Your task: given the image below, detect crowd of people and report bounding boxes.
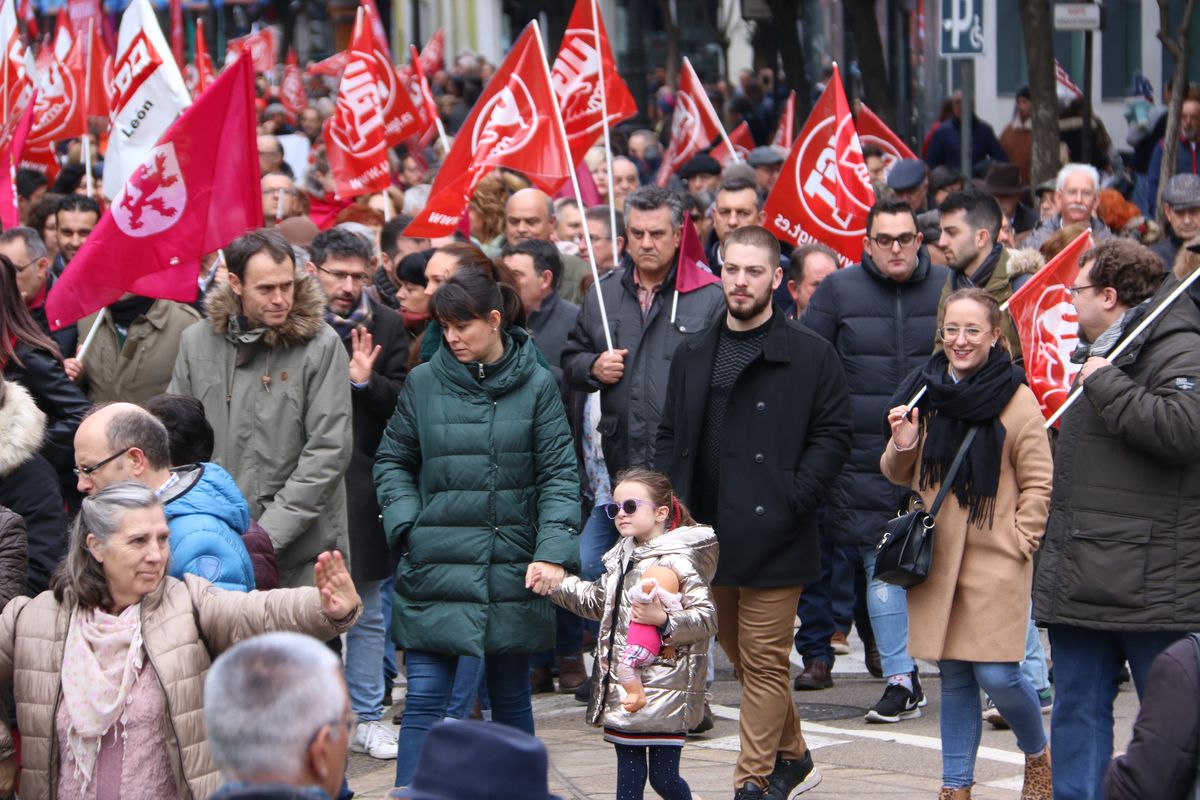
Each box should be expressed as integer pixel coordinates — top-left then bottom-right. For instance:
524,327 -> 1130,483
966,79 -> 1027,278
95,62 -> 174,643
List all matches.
0,39 -> 1199,800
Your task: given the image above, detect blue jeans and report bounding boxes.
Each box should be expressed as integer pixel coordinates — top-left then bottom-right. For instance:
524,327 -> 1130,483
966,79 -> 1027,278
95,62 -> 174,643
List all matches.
445,656 -> 489,719
580,504 -> 618,581
939,660 -> 1047,788
795,530 -> 872,666
380,575 -> 397,684
1021,616 -> 1050,693
1047,625 -> 1182,800
861,546 -> 914,678
395,651 -> 534,787
345,579 -> 386,721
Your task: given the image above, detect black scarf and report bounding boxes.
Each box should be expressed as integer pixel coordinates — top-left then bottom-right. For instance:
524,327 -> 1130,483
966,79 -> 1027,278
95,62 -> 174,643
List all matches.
890,347 -> 1025,527
109,295 -> 155,330
950,244 -> 1002,292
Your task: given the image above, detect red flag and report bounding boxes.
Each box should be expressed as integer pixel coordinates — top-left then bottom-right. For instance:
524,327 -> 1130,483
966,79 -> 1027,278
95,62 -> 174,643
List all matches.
0,89 -> 37,228
1055,59 -> 1083,100
856,103 -> 916,180
360,0 -> 421,146
17,0 -> 37,42
185,16 -> 215,97
35,9 -> 70,72
407,43 -> 438,136
306,50 -> 348,79
66,0 -> 98,38
28,49 -> 84,152
45,54 -> 261,330
361,0 -> 389,60
169,0 -> 183,67
712,121 -> 755,167
675,212 -> 719,293
1006,229 -> 1092,423
656,58 -> 726,186
281,49 -> 306,121
419,29 -> 444,75
225,28 -> 276,74
322,11 -> 390,199
553,159 -> 601,206
771,90 -> 795,148
550,0 -> 637,166
405,23 -> 572,239
62,19 -> 110,130
763,64 -> 875,268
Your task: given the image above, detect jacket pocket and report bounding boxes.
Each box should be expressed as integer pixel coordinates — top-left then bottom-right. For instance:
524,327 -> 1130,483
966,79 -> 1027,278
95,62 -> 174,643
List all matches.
1063,511 -> 1152,608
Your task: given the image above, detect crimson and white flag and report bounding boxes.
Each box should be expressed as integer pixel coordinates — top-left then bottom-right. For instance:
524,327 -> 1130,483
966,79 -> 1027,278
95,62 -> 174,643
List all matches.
225,28 -> 276,74
763,64 -> 875,267
407,43 -> 438,139
322,11 -> 390,198
656,58 -> 727,186
281,49 -> 306,121
550,0 -> 637,166
1007,229 -> 1092,423
359,0 -> 421,146
1,89 -> 36,228
27,48 -> 84,156
1055,59 -> 1084,100
46,54 -> 261,329
0,0 -> 35,135
306,50 -> 349,78
712,121 -> 754,167
102,0 -> 192,199
405,23 -> 572,239
771,90 -> 795,148
184,17 -> 215,97
856,102 -> 916,180
52,7 -> 71,60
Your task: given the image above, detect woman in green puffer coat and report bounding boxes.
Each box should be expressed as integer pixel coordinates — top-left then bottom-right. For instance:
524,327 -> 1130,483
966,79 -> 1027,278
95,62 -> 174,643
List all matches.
374,268 -> 581,787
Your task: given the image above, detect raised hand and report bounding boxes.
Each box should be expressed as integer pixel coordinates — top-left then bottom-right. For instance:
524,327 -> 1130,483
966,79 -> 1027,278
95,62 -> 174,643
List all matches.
887,405 -> 920,450
315,551 -> 360,620
349,327 -> 381,385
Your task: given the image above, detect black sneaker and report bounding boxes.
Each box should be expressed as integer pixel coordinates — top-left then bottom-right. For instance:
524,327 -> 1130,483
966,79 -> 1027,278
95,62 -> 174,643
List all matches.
912,666 -> 928,708
766,751 -> 822,799
733,781 -> 767,800
864,681 -> 922,723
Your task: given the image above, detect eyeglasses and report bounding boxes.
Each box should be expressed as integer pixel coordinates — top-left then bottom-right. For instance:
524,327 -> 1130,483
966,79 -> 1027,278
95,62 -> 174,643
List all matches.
73,448 -> 130,477
9,259 -> 36,274
603,498 -> 658,519
1067,284 -> 1097,298
939,326 -> 988,343
315,264 -> 372,285
869,232 -> 919,250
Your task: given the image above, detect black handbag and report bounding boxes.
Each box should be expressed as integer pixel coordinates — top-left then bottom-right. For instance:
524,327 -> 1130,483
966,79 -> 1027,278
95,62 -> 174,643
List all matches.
874,427 -> 978,588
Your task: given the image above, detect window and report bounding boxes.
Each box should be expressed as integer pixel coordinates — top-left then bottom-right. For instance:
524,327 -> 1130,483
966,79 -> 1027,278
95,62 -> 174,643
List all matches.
1102,0 -> 1142,100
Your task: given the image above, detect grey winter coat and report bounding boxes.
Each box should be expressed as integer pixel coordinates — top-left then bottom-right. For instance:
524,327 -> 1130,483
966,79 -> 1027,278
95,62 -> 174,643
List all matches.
169,271 -> 352,587
552,525 -> 718,734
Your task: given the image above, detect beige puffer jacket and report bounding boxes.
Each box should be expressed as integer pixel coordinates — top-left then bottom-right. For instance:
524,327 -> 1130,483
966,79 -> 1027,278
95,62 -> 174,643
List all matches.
0,574 -> 361,800
552,525 -> 718,734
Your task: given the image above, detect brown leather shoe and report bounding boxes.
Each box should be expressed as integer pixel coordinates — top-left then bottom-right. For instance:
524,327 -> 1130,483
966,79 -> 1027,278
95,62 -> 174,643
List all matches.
530,666 -> 555,694
557,654 -> 587,692
793,660 -> 834,690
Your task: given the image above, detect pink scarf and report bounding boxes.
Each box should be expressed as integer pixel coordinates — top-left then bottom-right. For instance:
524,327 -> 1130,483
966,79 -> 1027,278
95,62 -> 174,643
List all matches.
60,604 -> 145,793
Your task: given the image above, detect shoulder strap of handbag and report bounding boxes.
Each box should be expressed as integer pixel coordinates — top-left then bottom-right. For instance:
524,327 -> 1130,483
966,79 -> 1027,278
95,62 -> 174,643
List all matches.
927,426 -> 980,517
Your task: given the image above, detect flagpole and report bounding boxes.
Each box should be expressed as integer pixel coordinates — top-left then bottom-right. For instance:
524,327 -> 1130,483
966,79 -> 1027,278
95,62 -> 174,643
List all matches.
75,307 -> 108,363
591,0 -> 619,270
685,57 -> 740,164
381,190 -> 390,221
531,19 -> 613,353
82,20 -> 94,197
1043,266 -> 1200,429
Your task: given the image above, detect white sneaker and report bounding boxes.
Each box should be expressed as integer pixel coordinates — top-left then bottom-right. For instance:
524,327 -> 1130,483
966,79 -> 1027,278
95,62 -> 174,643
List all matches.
352,719 -> 399,760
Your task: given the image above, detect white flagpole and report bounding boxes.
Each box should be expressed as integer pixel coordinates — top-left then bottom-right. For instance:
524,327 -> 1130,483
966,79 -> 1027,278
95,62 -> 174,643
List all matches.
684,56 -> 740,164
381,190 -> 391,221
531,19 -> 613,353
1043,265 -> 1200,429
82,20 -> 94,198
75,307 -> 108,363
591,0 -> 619,270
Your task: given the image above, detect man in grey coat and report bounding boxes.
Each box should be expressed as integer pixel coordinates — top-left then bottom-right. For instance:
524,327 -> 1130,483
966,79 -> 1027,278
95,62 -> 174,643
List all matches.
170,230 -> 352,588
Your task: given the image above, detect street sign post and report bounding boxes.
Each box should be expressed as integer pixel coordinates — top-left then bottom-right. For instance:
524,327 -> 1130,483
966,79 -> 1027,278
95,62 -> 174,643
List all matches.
1053,3 -> 1104,30
940,0 -> 984,177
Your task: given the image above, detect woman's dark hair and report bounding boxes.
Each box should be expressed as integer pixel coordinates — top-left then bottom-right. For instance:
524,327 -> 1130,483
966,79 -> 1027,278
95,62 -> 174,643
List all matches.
28,193 -> 63,245
614,467 -> 696,530
437,242 -> 498,276
142,394 -> 215,465
0,255 -> 63,367
431,268 -> 525,329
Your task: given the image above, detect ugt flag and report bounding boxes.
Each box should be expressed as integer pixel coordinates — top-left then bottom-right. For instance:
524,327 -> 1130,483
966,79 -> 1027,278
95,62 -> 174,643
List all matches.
322,9 -> 390,198
46,53 -> 261,330
763,64 -> 875,267
404,23 -> 571,239
1007,228 -> 1093,424
656,57 -> 726,186
550,0 -> 637,166
360,0 -> 421,147
103,0 -> 192,200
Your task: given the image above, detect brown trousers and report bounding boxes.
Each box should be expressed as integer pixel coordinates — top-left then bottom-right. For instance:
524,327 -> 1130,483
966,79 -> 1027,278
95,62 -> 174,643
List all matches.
714,584 -> 808,790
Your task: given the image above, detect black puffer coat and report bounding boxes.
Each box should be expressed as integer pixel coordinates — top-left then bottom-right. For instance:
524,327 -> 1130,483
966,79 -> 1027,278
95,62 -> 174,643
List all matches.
799,249 -> 947,547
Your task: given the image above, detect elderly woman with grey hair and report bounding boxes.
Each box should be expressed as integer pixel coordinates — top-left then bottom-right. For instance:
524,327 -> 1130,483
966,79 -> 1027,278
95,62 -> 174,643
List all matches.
0,481 -> 362,800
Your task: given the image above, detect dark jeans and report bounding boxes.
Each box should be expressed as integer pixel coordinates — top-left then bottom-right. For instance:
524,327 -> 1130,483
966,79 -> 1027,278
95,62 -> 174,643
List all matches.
1047,624 -> 1182,800
794,533 -> 874,667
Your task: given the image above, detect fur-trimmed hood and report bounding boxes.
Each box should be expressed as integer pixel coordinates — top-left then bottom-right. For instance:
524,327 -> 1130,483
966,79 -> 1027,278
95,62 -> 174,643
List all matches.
203,268 -> 328,348
1007,247 -> 1046,278
0,380 -> 46,478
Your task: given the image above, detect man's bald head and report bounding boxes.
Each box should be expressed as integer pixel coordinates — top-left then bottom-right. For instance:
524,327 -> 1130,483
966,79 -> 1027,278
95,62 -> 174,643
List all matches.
74,403 -> 172,495
505,188 -> 555,244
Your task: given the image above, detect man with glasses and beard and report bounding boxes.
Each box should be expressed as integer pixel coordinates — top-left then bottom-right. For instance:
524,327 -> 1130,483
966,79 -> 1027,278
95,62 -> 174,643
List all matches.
656,225 -> 852,800
800,198 -> 948,725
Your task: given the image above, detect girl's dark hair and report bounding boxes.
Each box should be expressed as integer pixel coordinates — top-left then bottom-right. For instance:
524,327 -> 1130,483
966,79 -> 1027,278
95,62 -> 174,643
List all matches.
0,255 -> 63,367
142,394 -> 215,465
614,467 -> 696,530
431,268 -> 525,329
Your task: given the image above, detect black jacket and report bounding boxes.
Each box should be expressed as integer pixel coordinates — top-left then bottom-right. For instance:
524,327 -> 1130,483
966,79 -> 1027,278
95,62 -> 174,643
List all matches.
527,290 -> 580,376
1105,635 -> 1198,800
655,309 -> 852,586
2,343 -> 90,478
799,249 -> 947,547
343,294 -> 408,583
27,273 -> 78,357
1033,276 -> 1200,631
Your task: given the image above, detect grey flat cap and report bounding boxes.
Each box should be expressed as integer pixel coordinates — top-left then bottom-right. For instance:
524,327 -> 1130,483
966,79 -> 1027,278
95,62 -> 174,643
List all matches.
1163,174 -> 1200,210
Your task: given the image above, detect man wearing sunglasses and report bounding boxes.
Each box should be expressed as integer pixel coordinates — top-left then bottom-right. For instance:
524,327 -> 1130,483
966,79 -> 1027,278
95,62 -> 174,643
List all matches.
800,198 -> 948,725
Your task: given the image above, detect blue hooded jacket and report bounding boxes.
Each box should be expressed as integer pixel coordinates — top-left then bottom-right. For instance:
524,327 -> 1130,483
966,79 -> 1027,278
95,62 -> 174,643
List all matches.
162,463 -> 256,591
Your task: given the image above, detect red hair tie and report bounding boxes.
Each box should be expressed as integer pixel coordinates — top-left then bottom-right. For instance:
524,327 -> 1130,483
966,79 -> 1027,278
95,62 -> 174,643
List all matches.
670,496 -> 682,530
